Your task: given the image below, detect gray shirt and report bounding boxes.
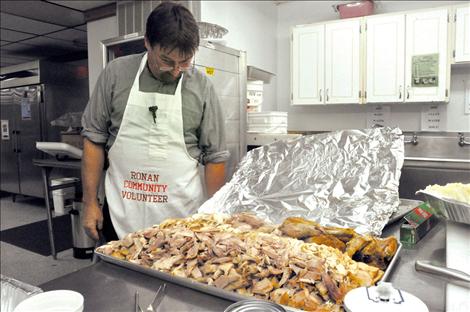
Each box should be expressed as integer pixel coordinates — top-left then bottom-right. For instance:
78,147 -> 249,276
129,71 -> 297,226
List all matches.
81,53 -> 229,164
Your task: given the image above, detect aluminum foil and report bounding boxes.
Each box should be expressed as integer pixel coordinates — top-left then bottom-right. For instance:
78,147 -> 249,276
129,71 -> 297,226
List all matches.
1,275 -> 42,312
200,127 -> 404,235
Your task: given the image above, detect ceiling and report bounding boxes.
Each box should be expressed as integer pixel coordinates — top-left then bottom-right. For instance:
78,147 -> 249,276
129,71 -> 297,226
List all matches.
0,0 -> 115,68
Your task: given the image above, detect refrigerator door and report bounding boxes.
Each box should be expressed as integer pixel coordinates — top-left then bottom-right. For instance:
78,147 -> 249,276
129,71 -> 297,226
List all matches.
15,85 -> 45,198
0,88 -> 21,194
194,44 -> 246,180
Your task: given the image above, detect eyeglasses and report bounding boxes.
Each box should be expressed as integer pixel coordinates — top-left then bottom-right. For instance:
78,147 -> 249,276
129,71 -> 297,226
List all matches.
158,55 -> 195,73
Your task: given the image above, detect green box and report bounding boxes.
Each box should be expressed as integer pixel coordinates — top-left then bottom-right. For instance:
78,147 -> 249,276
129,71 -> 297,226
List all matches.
400,202 -> 439,247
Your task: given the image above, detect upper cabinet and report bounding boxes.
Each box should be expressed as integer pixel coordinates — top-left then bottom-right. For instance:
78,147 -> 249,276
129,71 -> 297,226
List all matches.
454,5 -> 470,63
291,7 -> 453,105
291,19 -> 360,105
325,20 -> 361,104
366,14 -> 405,103
292,25 -> 324,105
405,9 -> 449,102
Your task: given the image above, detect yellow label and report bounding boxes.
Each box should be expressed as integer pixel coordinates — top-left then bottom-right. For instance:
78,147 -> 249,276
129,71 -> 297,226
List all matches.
205,67 -> 215,76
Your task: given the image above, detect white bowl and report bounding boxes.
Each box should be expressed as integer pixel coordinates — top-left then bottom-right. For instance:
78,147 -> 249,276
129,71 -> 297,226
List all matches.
13,290 -> 84,312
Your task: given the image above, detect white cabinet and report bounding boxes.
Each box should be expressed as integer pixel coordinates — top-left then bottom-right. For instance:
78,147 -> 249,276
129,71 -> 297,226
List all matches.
291,25 -> 324,105
325,20 -> 361,104
405,9 -> 449,102
291,7 -> 451,106
454,5 -> 470,63
366,14 -> 405,103
291,20 -> 360,105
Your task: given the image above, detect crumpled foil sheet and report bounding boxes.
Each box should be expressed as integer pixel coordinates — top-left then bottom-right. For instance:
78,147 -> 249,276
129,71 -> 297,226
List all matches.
200,127 -> 404,235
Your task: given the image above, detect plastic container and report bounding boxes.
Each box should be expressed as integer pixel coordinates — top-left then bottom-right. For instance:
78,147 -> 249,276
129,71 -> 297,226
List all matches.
51,177 -> 79,215
337,1 -> 374,19
1,275 -> 43,312
246,124 -> 288,134
13,290 -> 84,312
247,111 -> 287,125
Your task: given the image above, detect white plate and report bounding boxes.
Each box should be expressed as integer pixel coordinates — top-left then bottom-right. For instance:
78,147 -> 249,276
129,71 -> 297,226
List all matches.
13,290 -> 83,312
36,142 -> 82,159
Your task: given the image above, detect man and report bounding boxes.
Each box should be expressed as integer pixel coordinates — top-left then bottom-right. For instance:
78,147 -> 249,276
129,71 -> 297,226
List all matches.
81,2 -> 228,241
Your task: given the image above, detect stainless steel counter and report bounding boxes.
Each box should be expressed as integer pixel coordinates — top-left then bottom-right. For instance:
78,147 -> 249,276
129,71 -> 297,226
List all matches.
40,221 -> 448,312
383,221 -> 447,312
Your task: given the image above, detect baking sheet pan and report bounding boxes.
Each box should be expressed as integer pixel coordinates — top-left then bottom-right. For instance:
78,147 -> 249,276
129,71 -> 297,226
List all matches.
387,199 -> 423,225
95,242 -> 402,310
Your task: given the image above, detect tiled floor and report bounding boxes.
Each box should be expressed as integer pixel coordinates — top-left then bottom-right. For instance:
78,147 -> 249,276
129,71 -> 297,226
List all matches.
0,194 -> 92,287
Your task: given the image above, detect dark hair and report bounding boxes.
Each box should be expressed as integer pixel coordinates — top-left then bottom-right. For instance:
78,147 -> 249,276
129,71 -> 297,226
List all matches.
145,2 -> 199,56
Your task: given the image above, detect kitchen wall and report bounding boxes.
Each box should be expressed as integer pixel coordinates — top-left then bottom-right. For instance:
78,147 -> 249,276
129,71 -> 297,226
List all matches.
201,1 -> 278,111
276,0 -> 470,132
86,15 -> 117,94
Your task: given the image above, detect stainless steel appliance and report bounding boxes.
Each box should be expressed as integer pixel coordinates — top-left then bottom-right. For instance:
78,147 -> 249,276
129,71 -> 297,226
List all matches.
101,33 -> 247,179
0,60 -> 88,198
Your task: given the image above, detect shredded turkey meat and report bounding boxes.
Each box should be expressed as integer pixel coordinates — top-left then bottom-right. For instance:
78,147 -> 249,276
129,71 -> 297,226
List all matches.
97,213 -> 384,312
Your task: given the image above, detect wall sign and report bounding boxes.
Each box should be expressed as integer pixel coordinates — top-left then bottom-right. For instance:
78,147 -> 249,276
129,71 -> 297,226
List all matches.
1,120 -> 10,140
21,97 -> 32,120
367,105 -> 391,128
205,67 -> 215,76
412,53 -> 439,87
421,104 -> 446,131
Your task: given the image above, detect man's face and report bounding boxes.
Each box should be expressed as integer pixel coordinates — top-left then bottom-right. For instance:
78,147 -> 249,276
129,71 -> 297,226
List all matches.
145,38 -> 194,83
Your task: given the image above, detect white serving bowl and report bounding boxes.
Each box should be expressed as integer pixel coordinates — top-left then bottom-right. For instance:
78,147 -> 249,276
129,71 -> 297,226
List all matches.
13,290 -> 84,312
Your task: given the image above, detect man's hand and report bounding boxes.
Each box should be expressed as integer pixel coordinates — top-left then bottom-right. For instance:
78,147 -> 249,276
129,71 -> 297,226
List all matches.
81,138 -> 106,240
205,162 -> 226,197
83,200 -> 103,240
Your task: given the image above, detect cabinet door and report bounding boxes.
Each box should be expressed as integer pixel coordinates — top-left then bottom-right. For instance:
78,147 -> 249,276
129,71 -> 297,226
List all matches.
405,9 -> 449,102
455,5 -> 470,63
291,24 -> 324,105
325,20 -> 361,104
366,14 -> 405,103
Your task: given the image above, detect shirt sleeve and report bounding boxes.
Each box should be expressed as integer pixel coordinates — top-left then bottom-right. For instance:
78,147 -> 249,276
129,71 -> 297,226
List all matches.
81,66 -> 113,144
199,81 -> 230,165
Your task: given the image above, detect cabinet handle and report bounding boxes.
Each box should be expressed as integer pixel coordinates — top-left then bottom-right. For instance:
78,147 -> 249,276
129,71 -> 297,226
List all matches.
406,86 -> 410,99
399,85 -> 402,99
319,89 -> 322,102
326,89 -> 329,102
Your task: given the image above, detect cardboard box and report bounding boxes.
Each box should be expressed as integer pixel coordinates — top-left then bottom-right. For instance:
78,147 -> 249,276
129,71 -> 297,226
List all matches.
400,202 -> 439,247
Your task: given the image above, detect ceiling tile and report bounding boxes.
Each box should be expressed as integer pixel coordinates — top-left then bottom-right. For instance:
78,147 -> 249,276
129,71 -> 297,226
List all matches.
46,28 -> 87,43
1,55 -> 34,65
2,42 -> 38,53
0,12 -> 64,35
48,1 -> 116,12
75,24 -> 87,31
0,28 -> 36,42
1,1 -> 85,27
21,36 -> 84,52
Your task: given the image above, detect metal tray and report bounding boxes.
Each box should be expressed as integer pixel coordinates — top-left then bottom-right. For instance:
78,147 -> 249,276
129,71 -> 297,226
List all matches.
381,242 -> 402,281
1,275 -> 43,312
387,199 -> 423,225
417,191 -> 470,225
95,241 -> 401,310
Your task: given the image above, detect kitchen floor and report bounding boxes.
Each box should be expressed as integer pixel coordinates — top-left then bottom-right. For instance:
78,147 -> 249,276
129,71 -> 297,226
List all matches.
0,194 -> 92,287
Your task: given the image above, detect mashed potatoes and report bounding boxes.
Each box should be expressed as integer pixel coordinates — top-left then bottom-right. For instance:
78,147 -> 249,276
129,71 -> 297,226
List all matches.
423,183 -> 470,205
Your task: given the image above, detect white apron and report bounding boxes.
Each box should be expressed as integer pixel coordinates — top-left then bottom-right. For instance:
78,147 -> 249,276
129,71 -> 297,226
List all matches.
105,53 -> 204,239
